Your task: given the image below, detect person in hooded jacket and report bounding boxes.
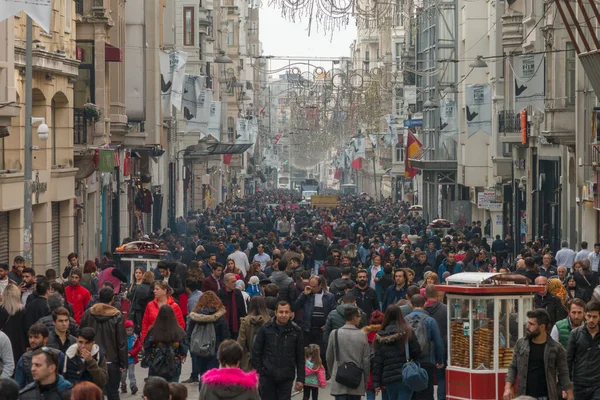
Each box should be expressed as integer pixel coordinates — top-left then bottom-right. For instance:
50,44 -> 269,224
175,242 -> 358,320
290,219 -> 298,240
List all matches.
79,288 -> 127,400
373,305 -> 422,400
362,311 -> 384,400
424,285 -> 448,400
237,296 -> 270,371
63,327 -> 108,388
270,260 -> 296,303
185,291 -> 230,385
329,267 -> 355,302
322,293 -> 367,346
199,339 -> 260,400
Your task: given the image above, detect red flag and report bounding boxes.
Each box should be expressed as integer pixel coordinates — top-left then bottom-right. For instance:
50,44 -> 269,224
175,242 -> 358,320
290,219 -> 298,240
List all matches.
259,106 -> 266,116
274,131 -> 283,144
223,154 -> 233,165
334,168 -> 341,180
351,158 -> 362,169
404,130 -> 423,178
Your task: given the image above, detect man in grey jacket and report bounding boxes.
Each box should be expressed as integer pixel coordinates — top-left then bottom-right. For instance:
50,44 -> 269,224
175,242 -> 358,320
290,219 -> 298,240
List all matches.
323,294 -> 367,346
326,306 -> 371,399
504,308 -> 573,400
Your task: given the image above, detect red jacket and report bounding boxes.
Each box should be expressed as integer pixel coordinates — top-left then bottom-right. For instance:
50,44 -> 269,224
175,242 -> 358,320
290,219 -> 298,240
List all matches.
129,334 -> 142,364
65,283 -> 91,324
141,297 -> 185,342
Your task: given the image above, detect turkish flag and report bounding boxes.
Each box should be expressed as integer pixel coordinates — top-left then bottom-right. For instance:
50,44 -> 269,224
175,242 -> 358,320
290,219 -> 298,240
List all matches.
351,158 -> 362,169
223,154 -> 233,164
334,168 -> 341,180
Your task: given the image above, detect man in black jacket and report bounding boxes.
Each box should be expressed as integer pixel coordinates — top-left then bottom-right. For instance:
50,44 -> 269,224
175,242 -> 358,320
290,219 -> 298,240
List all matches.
351,270 -> 380,321
80,288 -> 127,400
24,279 -> 50,333
424,285 -> 448,400
251,301 -> 304,400
216,273 -> 247,340
158,263 -> 184,304
567,300 -> 600,399
534,276 -> 567,328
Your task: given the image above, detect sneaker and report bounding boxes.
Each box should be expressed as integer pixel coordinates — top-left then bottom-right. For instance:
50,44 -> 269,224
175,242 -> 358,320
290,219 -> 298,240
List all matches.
120,385 -> 127,394
181,378 -> 197,384
131,386 -> 138,395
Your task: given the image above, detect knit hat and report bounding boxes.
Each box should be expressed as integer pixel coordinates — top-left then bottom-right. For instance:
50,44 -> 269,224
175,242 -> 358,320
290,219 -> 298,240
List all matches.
125,320 -> 134,329
248,276 -> 260,285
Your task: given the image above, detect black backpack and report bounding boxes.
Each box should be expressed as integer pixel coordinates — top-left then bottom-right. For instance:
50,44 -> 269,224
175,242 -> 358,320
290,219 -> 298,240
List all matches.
148,343 -> 176,380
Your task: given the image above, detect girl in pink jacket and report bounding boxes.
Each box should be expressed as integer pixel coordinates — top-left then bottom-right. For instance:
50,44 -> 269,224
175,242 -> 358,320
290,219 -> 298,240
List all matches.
304,344 -> 326,400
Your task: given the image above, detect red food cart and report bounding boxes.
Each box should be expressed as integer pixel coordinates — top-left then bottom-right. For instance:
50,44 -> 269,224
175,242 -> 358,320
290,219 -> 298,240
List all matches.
435,273 -> 544,400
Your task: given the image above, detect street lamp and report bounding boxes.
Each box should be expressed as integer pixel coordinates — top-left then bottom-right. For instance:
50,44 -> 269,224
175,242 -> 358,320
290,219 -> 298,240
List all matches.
469,56 -> 488,68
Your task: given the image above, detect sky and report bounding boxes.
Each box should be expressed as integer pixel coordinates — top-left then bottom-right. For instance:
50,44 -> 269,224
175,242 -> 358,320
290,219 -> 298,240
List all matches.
259,5 -> 357,72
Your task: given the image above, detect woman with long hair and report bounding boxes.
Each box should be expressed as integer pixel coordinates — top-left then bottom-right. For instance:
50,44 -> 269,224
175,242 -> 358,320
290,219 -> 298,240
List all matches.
143,305 -> 188,382
0,284 -> 27,364
245,262 -> 267,284
141,281 -> 185,341
71,381 -> 103,400
237,296 -> 270,371
128,268 -> 154,334
373,305 -> 421,400
81,260 -> 98,295
183,291 -> 230,385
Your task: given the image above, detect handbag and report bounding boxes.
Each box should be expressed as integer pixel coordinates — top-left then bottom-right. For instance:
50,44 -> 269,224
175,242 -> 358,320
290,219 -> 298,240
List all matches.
401,341 -> 429,391
334,329 -> 363,389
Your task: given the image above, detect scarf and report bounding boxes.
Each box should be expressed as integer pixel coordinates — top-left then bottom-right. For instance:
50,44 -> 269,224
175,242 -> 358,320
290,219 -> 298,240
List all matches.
227,290 -> 239,333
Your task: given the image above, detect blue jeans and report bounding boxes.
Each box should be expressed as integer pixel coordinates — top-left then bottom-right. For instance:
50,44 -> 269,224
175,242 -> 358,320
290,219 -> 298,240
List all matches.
437,365 -> 446,400
383,381 -> 414,400
366,389 -> 376,400
314,260 -> 324,275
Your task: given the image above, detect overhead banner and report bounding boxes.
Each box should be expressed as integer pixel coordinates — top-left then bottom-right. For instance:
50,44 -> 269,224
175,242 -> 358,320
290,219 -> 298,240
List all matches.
465,84 -> 492,137
160,50 -> 188,117
513,53 -> 545,112
182,74 -> 210,136
0,0 -> 53,33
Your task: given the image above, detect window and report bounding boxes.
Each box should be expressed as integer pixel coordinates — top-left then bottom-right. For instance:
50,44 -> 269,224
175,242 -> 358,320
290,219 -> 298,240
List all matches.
227,117 -> 235,142
364,51 -> 370,72
64,0 -> 72,32
396,144 -> 405,162
184,7 -> 194,46
252,44 -> 257,56
566,42 -> 576,106
395,43 -> 402,70
251,22 -> 257,33
227,20 -> 234,45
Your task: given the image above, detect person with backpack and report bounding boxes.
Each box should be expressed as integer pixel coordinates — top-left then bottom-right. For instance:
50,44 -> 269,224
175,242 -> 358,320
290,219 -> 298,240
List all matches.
184,291 -> 230,385
237,296 -> 269,371
405,294 -> 444,400
142,305 -> 188,383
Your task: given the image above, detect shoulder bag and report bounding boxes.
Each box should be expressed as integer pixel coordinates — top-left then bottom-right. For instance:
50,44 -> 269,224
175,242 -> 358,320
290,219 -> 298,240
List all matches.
401,339 -> 429,391
334,329 -> 363,389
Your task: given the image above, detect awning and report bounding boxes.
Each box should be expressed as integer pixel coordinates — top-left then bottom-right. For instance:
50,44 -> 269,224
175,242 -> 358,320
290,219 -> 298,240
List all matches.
105,43 -> 122,62
185,142 -> 253,157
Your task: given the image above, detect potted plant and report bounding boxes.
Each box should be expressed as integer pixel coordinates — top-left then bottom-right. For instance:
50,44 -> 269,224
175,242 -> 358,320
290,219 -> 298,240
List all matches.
82,103 -> 101,122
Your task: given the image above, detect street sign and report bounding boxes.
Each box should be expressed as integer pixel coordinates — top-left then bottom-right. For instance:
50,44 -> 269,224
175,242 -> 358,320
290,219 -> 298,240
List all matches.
477,190 -> 502,211
403,119 -> 423,127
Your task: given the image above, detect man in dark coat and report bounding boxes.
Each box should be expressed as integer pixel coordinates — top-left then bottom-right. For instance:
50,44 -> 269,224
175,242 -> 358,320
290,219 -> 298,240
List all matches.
24,279 -> 50,333
534,276 -> 567,328
216,273 -> 247,340
251,301 -> 304,400
80,288 -> 127,400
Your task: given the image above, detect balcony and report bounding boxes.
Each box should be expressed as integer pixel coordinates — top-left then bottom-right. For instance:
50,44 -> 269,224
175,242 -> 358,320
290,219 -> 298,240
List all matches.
498,111 -> 523,144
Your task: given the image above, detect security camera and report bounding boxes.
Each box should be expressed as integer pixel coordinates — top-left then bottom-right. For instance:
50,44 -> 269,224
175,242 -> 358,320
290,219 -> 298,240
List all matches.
37,123 -> 49,140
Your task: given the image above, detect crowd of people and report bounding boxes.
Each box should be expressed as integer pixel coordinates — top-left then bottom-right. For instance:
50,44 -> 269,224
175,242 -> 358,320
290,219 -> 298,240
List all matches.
1,189 -> 600,399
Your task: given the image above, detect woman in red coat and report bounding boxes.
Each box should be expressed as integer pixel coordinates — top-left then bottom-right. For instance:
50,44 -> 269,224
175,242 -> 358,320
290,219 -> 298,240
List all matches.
141,280 -> 185,341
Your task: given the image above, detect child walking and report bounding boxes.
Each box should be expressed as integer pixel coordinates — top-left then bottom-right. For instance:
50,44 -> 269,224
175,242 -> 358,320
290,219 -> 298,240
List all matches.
121,320 -> 142,394
304,344 -> 326,400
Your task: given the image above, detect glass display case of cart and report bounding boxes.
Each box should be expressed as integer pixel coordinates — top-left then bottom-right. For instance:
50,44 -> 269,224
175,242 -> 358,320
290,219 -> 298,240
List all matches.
438,273 -> 543,400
